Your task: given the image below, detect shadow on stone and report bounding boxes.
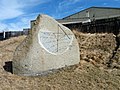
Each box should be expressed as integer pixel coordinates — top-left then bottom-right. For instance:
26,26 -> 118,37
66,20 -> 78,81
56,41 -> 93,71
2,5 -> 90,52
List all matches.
3,61 -> 13,74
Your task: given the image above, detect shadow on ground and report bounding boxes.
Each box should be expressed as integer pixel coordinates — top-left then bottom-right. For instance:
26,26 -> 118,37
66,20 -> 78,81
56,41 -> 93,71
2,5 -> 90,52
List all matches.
3,61 -> 13,73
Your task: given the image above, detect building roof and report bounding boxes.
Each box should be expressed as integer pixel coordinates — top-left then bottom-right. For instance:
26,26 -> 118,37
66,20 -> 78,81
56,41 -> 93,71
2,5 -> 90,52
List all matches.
57,6 -> 120,24
63,6 -> 120,19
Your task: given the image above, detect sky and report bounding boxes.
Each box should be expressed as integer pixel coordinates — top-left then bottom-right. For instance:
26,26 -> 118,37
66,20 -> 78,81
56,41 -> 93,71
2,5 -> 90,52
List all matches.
0,0 -> 120,32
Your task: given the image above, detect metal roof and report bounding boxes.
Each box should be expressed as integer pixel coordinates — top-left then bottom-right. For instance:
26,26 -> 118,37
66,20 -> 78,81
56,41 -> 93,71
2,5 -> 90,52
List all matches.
63,6 -> 120,19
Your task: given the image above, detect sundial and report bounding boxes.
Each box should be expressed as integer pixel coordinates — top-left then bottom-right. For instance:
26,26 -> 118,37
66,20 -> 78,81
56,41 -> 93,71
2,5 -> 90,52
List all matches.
38,24 -> 73,55
13,14 -> 80,76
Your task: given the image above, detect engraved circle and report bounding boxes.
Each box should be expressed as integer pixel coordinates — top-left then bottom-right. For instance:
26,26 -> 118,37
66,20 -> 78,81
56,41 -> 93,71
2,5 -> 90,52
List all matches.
38,28 -> 73,55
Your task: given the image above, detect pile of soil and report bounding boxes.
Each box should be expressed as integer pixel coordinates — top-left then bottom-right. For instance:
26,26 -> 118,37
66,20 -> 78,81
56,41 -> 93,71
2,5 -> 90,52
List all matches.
73,30 -> 116,67
0,33 -> 120,90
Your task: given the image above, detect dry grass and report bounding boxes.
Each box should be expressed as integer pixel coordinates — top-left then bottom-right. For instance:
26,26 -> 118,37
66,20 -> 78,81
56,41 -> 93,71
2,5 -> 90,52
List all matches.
0,35 -> 120,90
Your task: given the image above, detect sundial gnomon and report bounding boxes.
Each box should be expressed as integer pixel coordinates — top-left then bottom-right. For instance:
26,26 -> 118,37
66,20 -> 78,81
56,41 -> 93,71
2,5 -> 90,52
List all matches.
38,24 -> 73,55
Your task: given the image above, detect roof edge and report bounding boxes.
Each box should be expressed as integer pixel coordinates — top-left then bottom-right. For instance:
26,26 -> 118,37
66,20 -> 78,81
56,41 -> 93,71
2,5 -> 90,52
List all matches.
63,6 -> 120,19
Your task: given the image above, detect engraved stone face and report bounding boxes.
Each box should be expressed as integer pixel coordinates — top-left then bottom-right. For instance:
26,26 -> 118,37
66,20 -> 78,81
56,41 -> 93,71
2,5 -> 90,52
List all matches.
38,26 -> 74,55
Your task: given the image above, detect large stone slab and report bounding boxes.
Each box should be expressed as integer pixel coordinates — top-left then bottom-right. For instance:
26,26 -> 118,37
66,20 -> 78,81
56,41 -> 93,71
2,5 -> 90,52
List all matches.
13,14 -> 80,76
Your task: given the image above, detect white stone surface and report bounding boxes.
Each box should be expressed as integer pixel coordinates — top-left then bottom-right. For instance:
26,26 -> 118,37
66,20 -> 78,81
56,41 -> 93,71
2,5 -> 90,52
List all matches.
13,14 -> 80,76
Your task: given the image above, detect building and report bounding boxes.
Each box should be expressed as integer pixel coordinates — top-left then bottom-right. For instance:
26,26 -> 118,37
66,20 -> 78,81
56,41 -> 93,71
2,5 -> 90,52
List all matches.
23,28 -> 30,35
58,7 -> 120,24
1,7 -> 120,40
57,6 -> 120,34
0,32 -> 4,40
0,31 -> 24,40
17,7 -> 120,35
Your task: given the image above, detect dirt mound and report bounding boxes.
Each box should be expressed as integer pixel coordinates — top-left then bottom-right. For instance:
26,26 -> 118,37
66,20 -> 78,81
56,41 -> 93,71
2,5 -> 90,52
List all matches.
0,34 -> 120,90
73,30 -> 117,67
110,33 -> 120,69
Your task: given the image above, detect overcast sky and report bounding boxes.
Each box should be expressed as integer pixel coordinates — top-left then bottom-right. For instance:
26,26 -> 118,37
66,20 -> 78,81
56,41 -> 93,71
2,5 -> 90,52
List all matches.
0,0 -> 120,31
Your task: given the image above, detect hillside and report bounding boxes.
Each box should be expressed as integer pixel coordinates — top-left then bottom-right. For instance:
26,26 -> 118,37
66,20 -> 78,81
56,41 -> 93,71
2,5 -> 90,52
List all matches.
0,33 -> 120,90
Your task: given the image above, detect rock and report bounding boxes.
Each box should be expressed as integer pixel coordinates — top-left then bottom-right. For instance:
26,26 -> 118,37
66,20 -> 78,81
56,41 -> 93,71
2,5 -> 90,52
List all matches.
12,14 -> 80,76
